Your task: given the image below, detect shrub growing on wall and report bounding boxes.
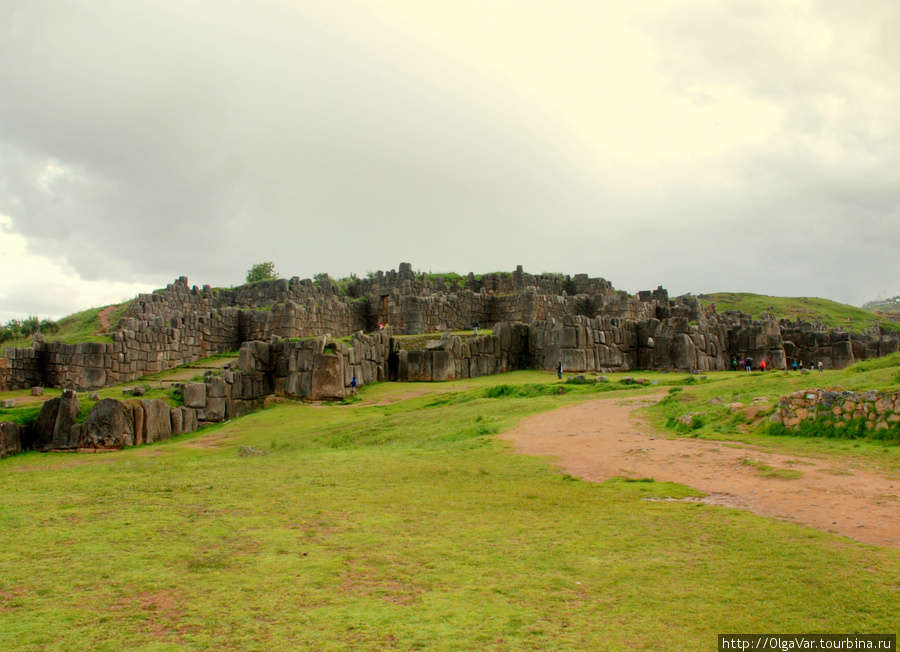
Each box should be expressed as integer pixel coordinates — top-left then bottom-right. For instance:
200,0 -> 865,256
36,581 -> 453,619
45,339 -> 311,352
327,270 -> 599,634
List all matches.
246,262 -> 278,284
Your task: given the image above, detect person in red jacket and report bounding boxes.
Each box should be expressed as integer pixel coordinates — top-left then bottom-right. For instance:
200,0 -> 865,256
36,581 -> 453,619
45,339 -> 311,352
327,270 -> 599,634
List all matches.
760,359 -> 767,372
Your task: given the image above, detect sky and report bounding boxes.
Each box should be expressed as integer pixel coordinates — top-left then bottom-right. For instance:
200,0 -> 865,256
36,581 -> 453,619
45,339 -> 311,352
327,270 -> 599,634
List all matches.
1,0 -> 898,323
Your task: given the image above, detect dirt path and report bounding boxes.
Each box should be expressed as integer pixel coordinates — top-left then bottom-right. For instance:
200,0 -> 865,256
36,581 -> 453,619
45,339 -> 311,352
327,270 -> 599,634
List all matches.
500,395 -> 900,548
95,305 -> 117,333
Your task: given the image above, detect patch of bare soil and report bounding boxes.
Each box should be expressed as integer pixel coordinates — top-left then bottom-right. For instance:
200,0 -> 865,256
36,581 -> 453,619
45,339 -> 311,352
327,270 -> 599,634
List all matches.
354,385 -> 472,407
95,305 -> 118,334
499,395 -> 900,548
5,393 -> 54,406
183,431 -> 235,450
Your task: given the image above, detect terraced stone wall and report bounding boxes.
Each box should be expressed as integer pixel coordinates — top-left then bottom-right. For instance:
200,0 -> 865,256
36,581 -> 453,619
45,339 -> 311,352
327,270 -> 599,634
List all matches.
397,323 -> 531,381
779,324 -> 898,370
5,264 -> 900,392
237,329 -> 394,401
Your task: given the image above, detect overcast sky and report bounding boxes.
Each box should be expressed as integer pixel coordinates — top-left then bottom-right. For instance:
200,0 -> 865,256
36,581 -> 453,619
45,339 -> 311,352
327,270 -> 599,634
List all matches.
1,0 -> 898,322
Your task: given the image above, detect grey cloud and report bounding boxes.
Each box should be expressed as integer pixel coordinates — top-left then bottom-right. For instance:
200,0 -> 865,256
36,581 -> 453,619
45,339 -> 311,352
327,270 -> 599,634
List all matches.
0,0 -> 606,287
0,1 -> 897,311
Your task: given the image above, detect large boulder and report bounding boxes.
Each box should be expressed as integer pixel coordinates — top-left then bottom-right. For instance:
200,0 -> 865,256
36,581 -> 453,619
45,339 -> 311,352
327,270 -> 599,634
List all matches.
50,389 -> 80,449
206,376 -> 226,398
180,407 -> 198,433
81,399 -> 134,449
203,398 -> 226,422
130,400 -> 145,445
0,421 -> 22,457
141,399 -> 172,443
170,408 -> 183,436
32,397 -> 61,451
310,354 -> 346,400
431,350 -> 456,381
183,382 -> 206,408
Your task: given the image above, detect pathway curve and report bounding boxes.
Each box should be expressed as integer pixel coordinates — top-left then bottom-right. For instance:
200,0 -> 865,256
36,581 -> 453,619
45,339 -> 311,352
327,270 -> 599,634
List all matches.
500,395 -> 900,548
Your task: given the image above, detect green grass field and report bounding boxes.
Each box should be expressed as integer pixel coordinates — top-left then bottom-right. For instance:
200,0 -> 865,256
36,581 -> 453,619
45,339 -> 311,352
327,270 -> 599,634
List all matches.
2,363 -> 899,650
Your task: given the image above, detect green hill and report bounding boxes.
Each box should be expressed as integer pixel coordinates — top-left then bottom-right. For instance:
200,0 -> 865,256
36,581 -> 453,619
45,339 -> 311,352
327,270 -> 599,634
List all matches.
698,292 -> 900,333
862,296 -> 900,321
0,302 -> 132,354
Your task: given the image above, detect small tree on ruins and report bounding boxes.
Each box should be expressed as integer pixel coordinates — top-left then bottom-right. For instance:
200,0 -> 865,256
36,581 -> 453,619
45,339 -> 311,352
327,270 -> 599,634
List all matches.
245,262 -> 278,284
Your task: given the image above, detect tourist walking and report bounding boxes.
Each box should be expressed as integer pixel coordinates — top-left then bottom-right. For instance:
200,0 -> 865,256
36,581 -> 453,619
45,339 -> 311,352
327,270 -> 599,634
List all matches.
557,361 -> 562,379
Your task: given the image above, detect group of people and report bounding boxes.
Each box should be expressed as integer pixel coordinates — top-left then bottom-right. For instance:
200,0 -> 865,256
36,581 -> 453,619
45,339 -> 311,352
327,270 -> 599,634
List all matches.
732,357 -> 764,372
730,357 -> 826,372
792,360 -> 824,372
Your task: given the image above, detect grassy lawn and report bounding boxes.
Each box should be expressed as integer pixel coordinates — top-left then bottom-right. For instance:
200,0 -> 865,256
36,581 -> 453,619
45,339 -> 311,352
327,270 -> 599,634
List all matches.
645,354 -> 900,477
2,368 -> 899,650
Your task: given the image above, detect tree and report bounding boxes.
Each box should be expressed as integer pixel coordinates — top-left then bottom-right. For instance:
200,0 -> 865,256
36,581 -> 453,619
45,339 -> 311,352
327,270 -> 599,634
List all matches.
21,315 -> 39,337
246,262 -> 277,284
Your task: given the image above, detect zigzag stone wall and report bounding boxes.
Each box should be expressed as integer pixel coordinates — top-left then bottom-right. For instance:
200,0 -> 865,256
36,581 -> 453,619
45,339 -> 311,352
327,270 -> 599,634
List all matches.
3,264 -> 899,391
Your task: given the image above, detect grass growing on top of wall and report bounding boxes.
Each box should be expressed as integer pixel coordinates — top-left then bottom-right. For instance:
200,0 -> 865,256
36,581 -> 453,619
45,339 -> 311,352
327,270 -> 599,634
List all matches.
698,292 -> 900,333
1,372 -> 898,650
425,272 -> 468,286
1,302 -> 133,353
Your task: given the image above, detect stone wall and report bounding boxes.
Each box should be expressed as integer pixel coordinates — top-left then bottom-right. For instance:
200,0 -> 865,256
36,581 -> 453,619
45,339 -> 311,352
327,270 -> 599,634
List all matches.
3,304 -> 242,391
236,329 -> 393,401
4,263 -> 899,390
396,323 -> 531,381
0,365 -> 266,457
530,315 -> 638,372
780,323 -> 898,370
0,357 -> 9,392
771,388 -> 900,437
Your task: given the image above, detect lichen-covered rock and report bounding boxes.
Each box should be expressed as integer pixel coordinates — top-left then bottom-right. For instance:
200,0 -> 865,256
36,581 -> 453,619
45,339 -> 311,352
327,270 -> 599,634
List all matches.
81,399 -> 134,449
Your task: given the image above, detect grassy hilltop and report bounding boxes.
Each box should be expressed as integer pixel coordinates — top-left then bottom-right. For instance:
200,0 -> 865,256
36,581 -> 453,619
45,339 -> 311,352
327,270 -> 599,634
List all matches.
0,302 -> 132,352
698,292 -> 900,333
1,355 -> 899,650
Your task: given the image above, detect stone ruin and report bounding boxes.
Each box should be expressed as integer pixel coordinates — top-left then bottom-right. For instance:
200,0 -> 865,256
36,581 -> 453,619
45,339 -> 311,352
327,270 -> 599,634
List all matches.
1,262 -> 897,394
2,262 -> 899,457
771,388 -> 900,437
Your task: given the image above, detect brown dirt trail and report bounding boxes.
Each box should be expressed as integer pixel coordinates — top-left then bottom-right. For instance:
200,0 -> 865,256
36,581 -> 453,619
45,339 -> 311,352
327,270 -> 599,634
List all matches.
500,395 -> 900,548
95,305 -> 117,333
